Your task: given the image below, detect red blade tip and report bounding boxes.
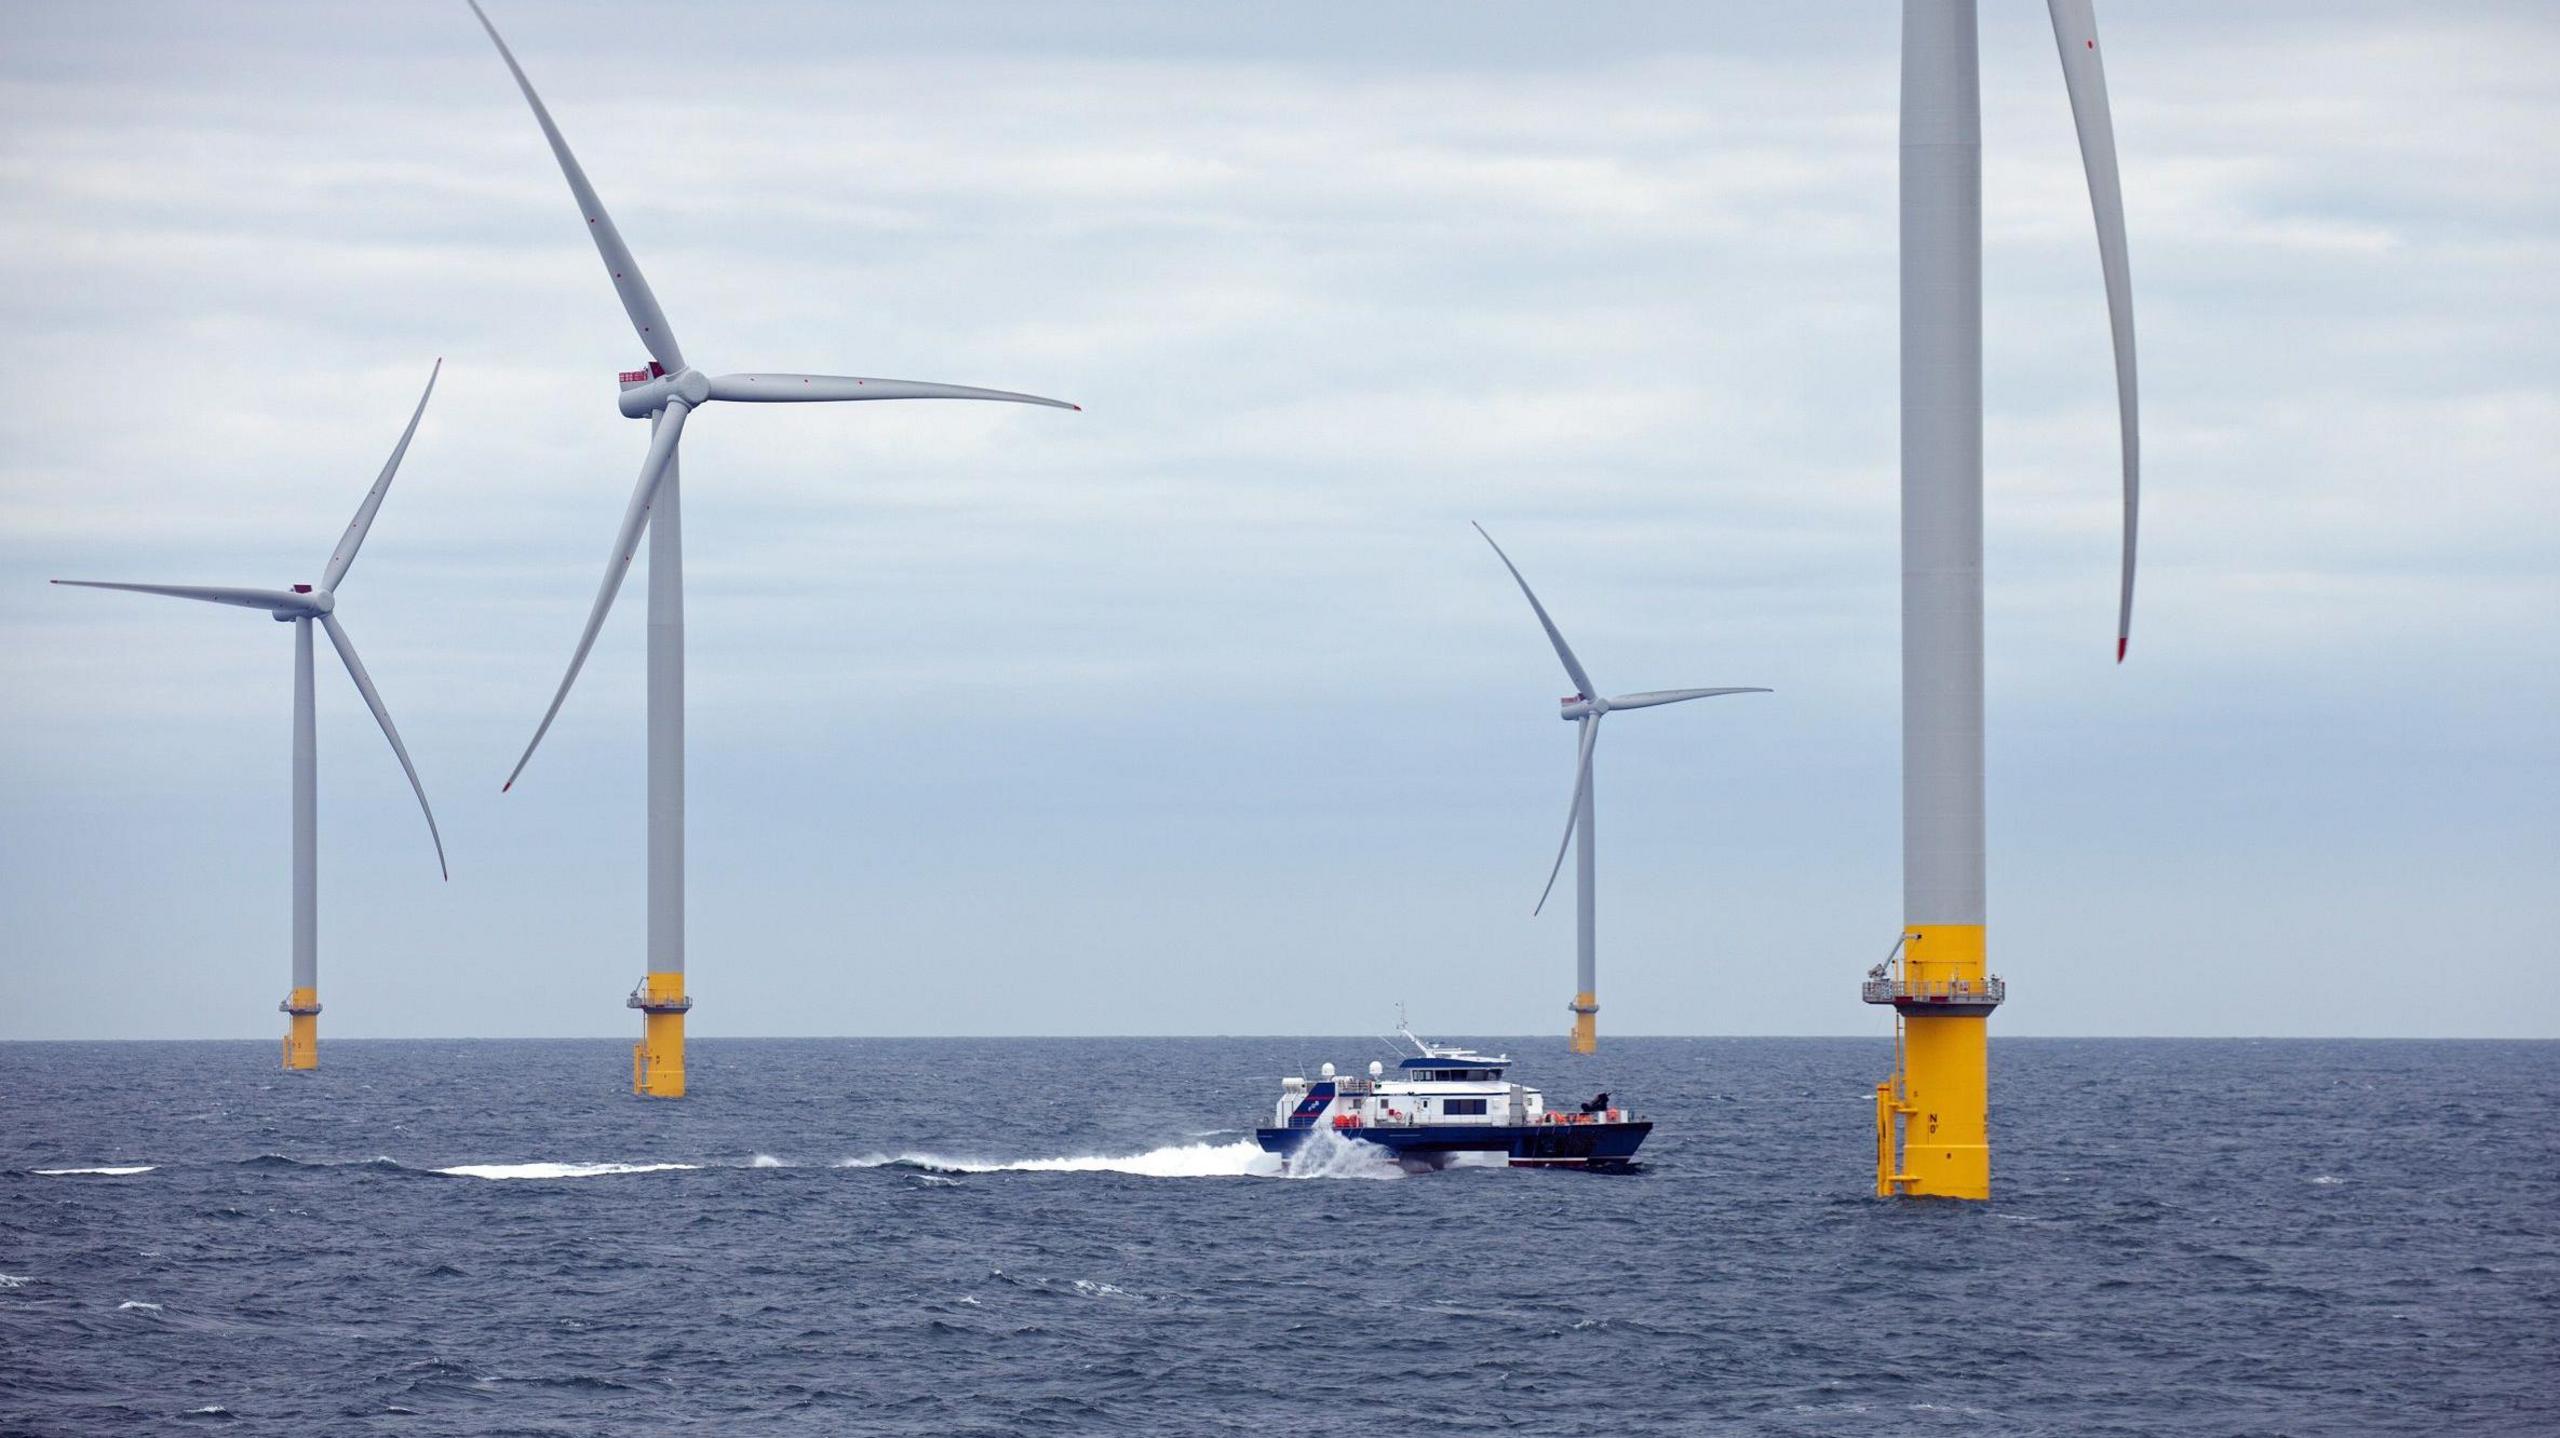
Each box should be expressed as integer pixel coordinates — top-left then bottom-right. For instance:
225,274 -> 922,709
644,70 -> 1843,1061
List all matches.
2117,637 -> 2129,663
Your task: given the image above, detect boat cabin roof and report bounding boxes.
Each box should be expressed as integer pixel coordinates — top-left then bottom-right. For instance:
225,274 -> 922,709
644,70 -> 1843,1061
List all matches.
1396,1051 -> 1507,1073
1382,1026 -> 1511,1078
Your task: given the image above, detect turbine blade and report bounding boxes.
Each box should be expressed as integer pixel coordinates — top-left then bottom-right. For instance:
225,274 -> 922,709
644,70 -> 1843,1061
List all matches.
1535,715 -> 1602,916
51,580 -> 318,614
2048,0 -> 2140,660
707,374 -> 1079,410
467,1 -> 686,373
503,400 -> 691,792
1603,686 -> 1773,711
321,613 -> 447,880
1472,523 -> 1596,700
321,358 -> 441,593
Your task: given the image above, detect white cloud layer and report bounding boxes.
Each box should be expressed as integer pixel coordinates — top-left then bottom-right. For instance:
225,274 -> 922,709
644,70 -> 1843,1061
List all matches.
1,1 -> 2553,1040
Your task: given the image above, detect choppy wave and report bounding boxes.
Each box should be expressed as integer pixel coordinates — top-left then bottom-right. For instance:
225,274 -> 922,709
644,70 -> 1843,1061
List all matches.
32,1165 -> 156,1176
238,1154 -> 405,1173
1,1036 -> 2548,1434
0,1274 -> 30,1289
748,1154 -> 789,1169
987,1267 -> 1140,1299
835,1132 -> 1406,1181
118,1300 -> 163,1312
432,1161 -> 703,1181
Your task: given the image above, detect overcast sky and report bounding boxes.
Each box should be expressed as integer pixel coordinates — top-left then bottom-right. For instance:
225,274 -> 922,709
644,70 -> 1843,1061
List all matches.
2,1 -> 2552,1041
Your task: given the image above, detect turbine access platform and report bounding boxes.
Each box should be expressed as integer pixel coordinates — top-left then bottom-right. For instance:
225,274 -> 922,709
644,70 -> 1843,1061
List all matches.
628,976 -> 692,1098
1865,936 -> 2005,1197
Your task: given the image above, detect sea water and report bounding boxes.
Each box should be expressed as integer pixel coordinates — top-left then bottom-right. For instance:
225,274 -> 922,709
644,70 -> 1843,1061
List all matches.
2,1037 -> 2554,1433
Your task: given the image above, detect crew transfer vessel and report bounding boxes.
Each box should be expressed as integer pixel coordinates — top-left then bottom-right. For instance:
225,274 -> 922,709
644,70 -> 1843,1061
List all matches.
1254,1029 -> 1649,1170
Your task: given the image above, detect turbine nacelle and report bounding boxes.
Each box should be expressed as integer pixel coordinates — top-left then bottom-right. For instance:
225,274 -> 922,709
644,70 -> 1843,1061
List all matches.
616,364 -> 711,418
1559,694 -> 1600,721
269,587 -> 336,619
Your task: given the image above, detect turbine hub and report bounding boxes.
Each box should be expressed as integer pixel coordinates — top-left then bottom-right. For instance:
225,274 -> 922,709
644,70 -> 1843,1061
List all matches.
1560,694 -> 1600,721
271,587 -> 332,619
615,364 -> 709,417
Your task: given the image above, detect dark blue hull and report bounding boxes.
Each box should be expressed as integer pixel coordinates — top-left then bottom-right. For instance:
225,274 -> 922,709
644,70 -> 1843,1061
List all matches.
1255,1121 -> 1650,1170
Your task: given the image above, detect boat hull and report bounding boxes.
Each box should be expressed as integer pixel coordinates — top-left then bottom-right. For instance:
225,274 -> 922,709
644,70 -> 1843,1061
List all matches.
1255,1120 -> 1650,1171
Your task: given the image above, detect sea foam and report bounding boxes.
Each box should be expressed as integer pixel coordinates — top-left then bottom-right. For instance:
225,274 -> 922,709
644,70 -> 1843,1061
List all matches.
432,1161 -> 701,1181
836,1132 -> 1406,1181
32,1165 -> 156,1176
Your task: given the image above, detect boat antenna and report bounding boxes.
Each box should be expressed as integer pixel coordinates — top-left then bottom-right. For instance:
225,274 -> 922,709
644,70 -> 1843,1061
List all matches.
1379,1002 -> 1414,1056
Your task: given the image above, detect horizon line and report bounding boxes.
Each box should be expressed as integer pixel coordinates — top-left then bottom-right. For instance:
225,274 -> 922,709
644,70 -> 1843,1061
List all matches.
3,1032 -> 2552,1045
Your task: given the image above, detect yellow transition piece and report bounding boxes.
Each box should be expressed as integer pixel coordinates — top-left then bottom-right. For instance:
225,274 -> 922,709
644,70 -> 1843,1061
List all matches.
1875,924 -> 1990,1199
281,988 -> 319,1071
1568,992 -> 1598,1055
633,971 -> 687,1098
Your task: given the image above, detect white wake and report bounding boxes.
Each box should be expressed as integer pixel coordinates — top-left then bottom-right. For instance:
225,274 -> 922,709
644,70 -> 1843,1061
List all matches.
32,1166 -> 156,1176
835,1131 -> 1407,1181
432,1161 -> 702,1181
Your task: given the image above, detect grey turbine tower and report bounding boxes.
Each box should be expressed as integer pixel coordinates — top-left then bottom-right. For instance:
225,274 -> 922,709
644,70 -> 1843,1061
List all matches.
54,363 -> 449,1071
468,3 -> 1076,1096
1476,524 -> 1768,1054
1863,0 -> 2142,1200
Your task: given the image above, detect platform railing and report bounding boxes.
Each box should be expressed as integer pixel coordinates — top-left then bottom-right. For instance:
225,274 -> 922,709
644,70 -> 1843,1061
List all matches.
1860,976 -> 2005,1007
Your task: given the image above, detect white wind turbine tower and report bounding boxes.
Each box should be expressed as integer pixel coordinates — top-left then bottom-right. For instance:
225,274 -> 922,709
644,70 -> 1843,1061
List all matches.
468,3 -> 1077,1096
54,363 -> 449,1071
1475,524 -> 1769,1054
1861,0 -> 2144,1200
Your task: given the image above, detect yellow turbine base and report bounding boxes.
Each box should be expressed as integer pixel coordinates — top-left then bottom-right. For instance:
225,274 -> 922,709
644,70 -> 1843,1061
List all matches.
1568,994 -> 1598,1055
281,989 -> 318,1071
1875,924 -> 1991,1200
633,972 -> 686,1098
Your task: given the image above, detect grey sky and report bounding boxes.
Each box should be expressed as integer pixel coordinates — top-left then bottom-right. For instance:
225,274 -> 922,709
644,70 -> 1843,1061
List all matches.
2,1 -> 2553,1040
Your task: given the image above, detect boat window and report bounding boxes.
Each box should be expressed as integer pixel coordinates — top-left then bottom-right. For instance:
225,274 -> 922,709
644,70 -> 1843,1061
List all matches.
1445,1098 -> 1488,1116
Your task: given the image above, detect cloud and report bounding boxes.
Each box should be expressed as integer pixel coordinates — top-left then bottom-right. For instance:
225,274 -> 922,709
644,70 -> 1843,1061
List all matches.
0,1 -> 2552,1040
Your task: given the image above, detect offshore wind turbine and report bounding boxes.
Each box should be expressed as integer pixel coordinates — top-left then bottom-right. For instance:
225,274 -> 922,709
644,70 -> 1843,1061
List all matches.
468,3 -> 1077,1097
1476,524 -> 1768,1054
53,364 -> 449,1070
1863,0 -> 2142,1199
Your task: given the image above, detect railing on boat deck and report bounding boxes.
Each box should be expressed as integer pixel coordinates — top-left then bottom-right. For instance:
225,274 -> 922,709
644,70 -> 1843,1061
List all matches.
1309,1109 -> 1635,1131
